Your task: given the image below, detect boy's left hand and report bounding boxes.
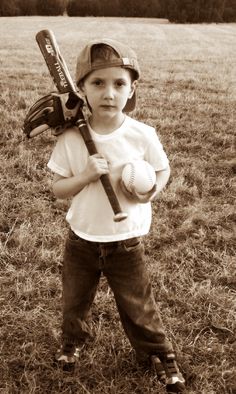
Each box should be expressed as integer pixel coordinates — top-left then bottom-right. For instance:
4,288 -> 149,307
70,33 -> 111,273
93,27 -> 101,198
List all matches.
120,180 -> 157,203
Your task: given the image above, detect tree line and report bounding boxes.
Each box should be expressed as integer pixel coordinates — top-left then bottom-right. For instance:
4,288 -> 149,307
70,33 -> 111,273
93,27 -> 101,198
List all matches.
0,0 -> 236,22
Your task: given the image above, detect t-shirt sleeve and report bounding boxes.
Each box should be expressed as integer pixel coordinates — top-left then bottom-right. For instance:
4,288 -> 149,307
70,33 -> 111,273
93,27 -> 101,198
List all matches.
145,128 -> 169,171
47,133 -> 73,178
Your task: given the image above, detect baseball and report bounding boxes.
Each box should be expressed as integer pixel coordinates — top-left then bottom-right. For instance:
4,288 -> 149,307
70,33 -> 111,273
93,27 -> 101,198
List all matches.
122,160 -> 156,195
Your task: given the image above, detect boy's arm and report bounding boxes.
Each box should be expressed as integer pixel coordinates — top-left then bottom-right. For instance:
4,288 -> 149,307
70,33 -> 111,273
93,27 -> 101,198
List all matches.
153,165 -> 171,196
52,154 -> 109,199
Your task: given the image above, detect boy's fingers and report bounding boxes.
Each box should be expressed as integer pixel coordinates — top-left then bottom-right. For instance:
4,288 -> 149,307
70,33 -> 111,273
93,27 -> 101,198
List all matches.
92,153 -> 103,158
129,184 -> 157,203
90,155 -> 108,167
92,154 -> 109,166
120,180 -> 133,197
92,153 -> 109,163
120,180 -> 157,203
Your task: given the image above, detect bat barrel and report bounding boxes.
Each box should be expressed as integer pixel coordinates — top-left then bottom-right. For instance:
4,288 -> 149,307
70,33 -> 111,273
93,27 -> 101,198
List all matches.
36,30 -> 77,94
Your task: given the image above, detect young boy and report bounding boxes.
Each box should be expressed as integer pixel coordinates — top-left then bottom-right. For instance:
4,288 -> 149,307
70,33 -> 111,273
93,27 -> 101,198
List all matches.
47,38 -> 185,393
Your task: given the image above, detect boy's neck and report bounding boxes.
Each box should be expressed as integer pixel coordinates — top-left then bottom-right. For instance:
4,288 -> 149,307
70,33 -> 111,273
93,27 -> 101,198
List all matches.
89,113 -> 126,135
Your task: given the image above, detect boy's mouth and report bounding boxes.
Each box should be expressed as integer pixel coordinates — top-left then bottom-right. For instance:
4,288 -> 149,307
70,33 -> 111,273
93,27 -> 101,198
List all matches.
100,104 -> 116,109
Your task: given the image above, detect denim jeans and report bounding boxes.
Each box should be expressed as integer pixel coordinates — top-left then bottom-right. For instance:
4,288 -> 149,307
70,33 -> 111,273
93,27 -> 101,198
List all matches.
61,229 -> 173,357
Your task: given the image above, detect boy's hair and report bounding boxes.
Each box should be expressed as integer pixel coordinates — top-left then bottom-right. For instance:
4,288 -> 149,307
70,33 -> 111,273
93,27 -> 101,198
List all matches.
91,43 -> 117,63
91,44 -> 137,82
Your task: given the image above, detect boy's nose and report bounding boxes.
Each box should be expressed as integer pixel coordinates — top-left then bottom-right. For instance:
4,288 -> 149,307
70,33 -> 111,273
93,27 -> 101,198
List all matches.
103,86 -> 115,99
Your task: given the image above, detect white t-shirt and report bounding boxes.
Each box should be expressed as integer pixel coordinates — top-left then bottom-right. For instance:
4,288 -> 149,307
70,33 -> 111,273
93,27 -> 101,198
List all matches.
47,115 -> 169,242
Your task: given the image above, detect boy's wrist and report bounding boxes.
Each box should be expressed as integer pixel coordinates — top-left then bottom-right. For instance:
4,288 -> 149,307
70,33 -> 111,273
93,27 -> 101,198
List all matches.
149,185 -> 159,202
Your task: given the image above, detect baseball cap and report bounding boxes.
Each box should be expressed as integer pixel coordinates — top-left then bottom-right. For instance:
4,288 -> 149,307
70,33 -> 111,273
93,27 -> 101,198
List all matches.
75,38 -> 140,112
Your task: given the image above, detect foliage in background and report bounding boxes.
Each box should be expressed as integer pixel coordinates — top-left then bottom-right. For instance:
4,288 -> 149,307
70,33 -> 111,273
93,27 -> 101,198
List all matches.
67,0 -> 100,17
0,0 -> 67,16
67,0 -> 160,17
18,0 -> 37,16
160,0 -> 236,22
0,0 -> 20,16
36,0 -> 67,16
0,0 -> 236,21
117,0 -> 161,17
223,0 -> 236,20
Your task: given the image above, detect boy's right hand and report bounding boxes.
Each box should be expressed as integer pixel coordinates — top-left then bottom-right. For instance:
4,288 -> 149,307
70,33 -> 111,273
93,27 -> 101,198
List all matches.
52,154 -> 109,200
84,154 -> 109,183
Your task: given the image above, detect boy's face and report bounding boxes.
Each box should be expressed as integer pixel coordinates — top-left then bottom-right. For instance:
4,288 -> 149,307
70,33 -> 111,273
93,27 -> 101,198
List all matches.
80,67 -> 136,121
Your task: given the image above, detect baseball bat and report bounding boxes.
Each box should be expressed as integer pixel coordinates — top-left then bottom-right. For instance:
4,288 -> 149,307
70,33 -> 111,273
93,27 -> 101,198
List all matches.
36,29 -> 128,222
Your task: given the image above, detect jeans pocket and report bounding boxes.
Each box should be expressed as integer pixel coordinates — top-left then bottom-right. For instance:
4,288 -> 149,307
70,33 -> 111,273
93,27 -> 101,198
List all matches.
123,237 -> 142,252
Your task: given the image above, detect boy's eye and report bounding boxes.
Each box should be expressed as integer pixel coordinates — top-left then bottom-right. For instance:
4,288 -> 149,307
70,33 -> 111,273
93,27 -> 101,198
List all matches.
90,79 -> 127,87
116,80 -> 126,87
92,79 -> 103,86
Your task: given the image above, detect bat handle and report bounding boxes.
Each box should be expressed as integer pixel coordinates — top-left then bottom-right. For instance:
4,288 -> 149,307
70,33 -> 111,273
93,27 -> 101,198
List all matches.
76,118 -> 128,222
114,212 -> 128,222
100,174 -> 128,222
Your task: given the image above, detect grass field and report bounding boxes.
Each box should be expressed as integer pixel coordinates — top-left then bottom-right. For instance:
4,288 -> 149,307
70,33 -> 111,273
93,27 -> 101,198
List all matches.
0,16 -> 235,394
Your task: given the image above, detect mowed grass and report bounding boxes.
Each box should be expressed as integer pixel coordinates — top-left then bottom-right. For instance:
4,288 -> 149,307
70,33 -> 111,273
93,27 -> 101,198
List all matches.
0,17 -> 235,394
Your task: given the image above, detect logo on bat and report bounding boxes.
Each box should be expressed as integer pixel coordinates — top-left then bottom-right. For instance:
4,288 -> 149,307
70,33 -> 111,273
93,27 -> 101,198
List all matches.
54,62 -> 69,88
45,39 -> 55,56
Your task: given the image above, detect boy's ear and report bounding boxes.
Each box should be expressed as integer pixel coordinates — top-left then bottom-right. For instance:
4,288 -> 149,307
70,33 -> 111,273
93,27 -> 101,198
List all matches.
129,80 -> 138,98
78,82 -> 85,95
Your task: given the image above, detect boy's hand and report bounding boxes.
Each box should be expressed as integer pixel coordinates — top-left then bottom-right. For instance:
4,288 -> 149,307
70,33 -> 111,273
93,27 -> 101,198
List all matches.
84,154 -> 109,183
120,180 -> 157,203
